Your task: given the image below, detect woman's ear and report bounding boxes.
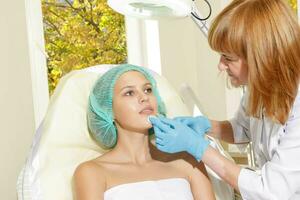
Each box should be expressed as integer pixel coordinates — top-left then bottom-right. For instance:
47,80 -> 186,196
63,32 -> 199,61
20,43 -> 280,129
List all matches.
113,120 -> 120,127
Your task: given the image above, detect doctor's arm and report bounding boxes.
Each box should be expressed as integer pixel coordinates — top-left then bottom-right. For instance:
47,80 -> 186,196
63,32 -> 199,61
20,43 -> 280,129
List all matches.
175,116 -> 250,144
205,97 -> 300,199
208,120 -> 235,143
174,116 -> 235,143
209,93 -> 251,145
237,105 -> 300,199
201,146 -> 241,192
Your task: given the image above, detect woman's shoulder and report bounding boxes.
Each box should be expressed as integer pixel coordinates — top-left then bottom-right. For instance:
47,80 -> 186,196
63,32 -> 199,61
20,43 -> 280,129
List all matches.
75,151 -> 120,181
73,160 -> 107,183
167,158 -> 193,170
163,155 -> 207,179
73,160 -> 107,198
164,158 -> 214,199
151,145 -> 208,178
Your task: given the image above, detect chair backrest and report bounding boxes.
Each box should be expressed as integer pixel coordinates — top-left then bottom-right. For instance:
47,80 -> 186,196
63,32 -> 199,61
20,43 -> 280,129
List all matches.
17,64 -> 190,200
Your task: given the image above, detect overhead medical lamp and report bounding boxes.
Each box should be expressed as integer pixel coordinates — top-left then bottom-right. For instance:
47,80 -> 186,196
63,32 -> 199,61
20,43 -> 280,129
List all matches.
107,0 -> 211,37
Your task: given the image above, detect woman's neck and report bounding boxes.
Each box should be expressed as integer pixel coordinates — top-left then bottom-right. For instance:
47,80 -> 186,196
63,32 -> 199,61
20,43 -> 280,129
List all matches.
112,128 -> 153,165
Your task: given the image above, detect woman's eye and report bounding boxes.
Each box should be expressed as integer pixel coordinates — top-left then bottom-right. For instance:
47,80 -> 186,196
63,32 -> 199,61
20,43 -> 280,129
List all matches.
221,54 -> 237,62
145,88 -> 152,94
125,91 -> 134,96
224,56 -> 233,62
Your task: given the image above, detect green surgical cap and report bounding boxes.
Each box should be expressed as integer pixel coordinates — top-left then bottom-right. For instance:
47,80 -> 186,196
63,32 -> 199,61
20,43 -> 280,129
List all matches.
87,64 -> 166,149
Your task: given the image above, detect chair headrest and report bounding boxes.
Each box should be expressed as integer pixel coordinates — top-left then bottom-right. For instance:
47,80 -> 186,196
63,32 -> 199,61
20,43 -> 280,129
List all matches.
19,64 -> 190,200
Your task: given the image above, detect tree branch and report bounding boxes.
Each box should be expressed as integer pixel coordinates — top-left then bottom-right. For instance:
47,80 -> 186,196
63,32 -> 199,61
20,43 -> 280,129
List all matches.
43,2 -> 69,8
63,0 -> 79,11
63,0 -> 101,33
44,20 -> 63,37
47,8 -> 66,22
88,0 -> 94,23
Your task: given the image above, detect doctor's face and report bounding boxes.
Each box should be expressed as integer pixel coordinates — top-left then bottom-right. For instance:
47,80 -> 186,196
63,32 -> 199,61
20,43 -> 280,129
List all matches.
113,71 -> 158,133
218,53 -> 248,87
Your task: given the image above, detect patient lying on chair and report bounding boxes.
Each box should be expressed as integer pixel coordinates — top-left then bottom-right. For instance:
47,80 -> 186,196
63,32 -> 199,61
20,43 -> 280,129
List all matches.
73,64 -> 215,200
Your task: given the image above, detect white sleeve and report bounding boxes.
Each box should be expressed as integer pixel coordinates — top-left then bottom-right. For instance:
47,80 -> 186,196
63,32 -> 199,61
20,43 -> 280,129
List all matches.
229,93 -> 251,143
238,97 -> 300,200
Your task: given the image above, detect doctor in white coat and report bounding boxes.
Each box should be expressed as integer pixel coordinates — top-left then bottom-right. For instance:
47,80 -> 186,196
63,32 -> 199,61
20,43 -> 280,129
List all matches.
150,0 -> 300,199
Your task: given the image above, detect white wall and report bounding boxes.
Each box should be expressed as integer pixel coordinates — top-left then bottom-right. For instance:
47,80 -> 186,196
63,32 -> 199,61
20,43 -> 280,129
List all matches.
126,18 -> 162,74
0,1 -> 47,199
158,0 -> 240,120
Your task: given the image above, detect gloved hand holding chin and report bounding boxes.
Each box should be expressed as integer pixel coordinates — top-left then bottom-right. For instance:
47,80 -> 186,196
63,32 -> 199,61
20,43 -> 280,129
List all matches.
149,116 -> 210,162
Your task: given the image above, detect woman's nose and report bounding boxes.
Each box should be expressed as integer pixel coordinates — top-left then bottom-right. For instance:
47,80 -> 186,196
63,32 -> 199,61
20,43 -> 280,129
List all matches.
139,92 -> 149,103
218,60 -> 229,71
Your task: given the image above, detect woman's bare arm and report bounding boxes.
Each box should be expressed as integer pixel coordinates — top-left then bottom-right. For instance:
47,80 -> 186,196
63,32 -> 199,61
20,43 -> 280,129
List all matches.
73,162 -> 106,200
189,164 -> 215,200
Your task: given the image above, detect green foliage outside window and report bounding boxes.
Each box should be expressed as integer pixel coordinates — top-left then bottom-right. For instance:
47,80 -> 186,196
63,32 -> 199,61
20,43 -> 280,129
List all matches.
288,0 -> 298,14
42,0 -> 127,94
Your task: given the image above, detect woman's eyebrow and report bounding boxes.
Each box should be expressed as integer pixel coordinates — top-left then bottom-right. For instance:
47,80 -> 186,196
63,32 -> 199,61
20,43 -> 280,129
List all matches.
120,85 -> 134,92
221,53 -> 238,60
221,53 -> 230,57
120,82 -> 151,91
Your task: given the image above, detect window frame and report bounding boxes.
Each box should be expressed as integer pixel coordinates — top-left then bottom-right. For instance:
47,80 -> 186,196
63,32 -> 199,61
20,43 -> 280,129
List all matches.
25,0 -> 49,129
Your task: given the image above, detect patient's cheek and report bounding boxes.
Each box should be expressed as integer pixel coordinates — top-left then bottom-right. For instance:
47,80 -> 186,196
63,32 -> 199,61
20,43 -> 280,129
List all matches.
113,96 -> 158,131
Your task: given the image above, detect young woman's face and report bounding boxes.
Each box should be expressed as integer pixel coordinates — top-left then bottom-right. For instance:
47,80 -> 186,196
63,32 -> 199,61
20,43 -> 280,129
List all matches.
218,53 -> 248,86
113,71 -> 158,132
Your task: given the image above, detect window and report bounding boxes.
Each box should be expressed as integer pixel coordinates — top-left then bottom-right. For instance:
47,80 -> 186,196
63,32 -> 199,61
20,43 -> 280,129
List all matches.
42,0 -> 127,94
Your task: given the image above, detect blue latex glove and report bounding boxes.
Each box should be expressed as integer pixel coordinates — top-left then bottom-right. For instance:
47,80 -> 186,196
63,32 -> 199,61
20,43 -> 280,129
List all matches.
174,116 -> 211,134
149,116 -> 210,161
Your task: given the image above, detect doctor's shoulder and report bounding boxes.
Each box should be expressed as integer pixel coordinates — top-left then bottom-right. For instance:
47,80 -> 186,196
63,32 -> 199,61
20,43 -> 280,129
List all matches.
284,88 -> 300,132
283,87 -> 300,125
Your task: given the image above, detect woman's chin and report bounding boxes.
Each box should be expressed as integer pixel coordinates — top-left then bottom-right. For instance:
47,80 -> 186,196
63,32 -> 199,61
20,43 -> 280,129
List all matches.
133,120 -> 153,132
230,79 -> 241,87
144,122 -> 153,129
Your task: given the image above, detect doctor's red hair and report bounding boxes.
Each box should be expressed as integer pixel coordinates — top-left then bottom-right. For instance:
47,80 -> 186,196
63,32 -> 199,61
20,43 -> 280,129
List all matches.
208,0 -> 300,124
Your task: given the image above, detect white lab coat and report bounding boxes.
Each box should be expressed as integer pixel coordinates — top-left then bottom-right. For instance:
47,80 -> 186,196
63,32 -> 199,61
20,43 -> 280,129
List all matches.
229,87 -> 300,200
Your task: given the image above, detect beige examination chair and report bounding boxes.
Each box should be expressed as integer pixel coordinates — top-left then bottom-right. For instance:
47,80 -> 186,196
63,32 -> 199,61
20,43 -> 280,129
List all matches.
17,65 -> 234,200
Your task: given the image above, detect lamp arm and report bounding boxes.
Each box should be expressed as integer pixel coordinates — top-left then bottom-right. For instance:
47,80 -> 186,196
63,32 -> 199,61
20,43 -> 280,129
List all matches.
190,0 -> 211,38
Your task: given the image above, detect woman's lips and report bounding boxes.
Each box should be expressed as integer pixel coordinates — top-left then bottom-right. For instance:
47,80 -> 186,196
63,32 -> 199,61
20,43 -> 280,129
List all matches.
139,106 -> 154,115
227,73 -> 235,78
227,71 -> 233,77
